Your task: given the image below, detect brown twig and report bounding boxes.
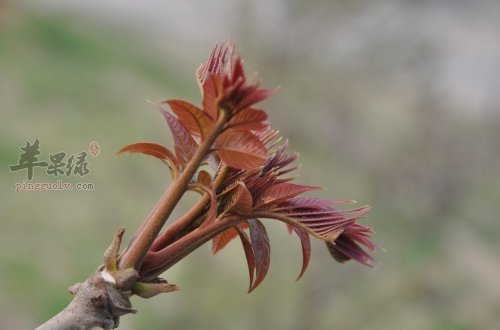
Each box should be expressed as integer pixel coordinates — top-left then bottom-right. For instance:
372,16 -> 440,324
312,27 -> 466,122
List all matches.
119,110 -> 229,270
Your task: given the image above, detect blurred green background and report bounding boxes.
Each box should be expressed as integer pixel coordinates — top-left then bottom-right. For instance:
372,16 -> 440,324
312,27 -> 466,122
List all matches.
1,1 -> 500,329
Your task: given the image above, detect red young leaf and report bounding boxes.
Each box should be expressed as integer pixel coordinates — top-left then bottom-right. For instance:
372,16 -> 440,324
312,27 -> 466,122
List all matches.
278,197 -> 336,210
196,64 -> 206,96
166,99 -> 214,139
292,226 -> 311,281
214,129 -> 267,170
225,182 -> 253,215
196,43 -> 229,97
200,42 -> 232,82
197,170 -> 212,187
326,241 -> 350,263
325,222 -> 376,267
160,108 -> 198,166
233,86 -> 274,113
325,229 -> 375,267
212,227 -> 239,254
202,74 -> 223,120
345,223 -> 378,252
248,219 -> 270,292
116,142 -> 178,166
235,226 -> 256,293
284,207 -> 364,243
252,206 -> 367,247
231,53 -> 245,83
255,127 -> 280,148
197,42 -> 272,115
212,223 -> 249,254
226,108 -> 268,131
256,183 -> 322,208
323,208 -> 369,239
191,183 -> 218,228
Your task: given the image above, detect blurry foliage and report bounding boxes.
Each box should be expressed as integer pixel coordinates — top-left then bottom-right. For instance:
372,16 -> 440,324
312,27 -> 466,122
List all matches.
1,2 -> 500,330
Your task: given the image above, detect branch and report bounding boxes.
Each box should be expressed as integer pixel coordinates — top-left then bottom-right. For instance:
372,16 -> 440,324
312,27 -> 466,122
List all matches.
150,194 -> 209,251
119,110 -> 229,270
36,271 -> 137,330
37,229 -> 139,330
140,215 -> 243,281
150,164 -> 230,252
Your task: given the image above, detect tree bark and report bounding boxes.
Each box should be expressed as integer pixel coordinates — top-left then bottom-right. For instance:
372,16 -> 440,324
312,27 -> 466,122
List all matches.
36,269 -> 137,330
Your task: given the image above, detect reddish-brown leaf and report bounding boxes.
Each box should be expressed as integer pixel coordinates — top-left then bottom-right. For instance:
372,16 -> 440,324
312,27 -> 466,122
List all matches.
212,228 -> 238,254
231,54 -> 245,83
256,183 -> 322,208
326,241 -> 350,263
196,63 -> 207,96
212,223 -> 249,254
225,182 -> 253,215
255,127 -> 280,147
285,209 -> 353,242
292,227 -> 311,281
252,207 -> 360,245
166,99 -> 214,139
248,219 -> 270,292
214,130 -> 267,170
202,74 -> 223,120
280,197 -> 336,210
197,170 -> 212,187
212,227 -> 239,254
235,226 -> 256,293
116,142 -> 178,171
160,108 -> 198,166
273,198 -> 354,213
235,86 -> 274,112
226,108 -> 268,131
325,224 -> 376,267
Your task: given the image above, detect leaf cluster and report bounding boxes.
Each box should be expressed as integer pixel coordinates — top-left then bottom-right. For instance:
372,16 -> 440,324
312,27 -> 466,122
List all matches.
116,42 -> 376,294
